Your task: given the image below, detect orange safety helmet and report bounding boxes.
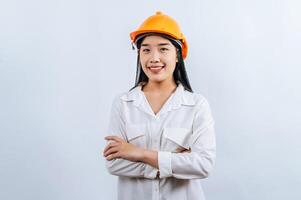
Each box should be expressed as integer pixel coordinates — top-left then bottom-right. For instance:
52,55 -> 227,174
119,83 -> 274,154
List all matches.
130,11 -> 188,59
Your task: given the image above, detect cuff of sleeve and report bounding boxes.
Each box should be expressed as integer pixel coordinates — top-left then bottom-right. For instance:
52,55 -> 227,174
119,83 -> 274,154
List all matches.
144,164 -> 158,179
158,151 -> 172,178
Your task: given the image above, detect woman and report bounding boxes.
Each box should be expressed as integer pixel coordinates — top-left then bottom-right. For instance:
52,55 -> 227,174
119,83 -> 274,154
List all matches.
103,11 -> 216,200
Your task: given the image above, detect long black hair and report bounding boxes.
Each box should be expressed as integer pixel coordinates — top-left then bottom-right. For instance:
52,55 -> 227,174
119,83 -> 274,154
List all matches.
131,33 -> 193,92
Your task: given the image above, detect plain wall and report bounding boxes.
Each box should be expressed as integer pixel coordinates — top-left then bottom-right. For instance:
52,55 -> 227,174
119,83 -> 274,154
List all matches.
0,0 -> 300,199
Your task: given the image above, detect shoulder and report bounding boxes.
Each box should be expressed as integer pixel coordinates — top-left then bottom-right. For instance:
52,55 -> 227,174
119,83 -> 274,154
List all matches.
182,90 -> 210,108
111,86 -> 140,105
111,92 -> 126,106
188,91 -> 214,124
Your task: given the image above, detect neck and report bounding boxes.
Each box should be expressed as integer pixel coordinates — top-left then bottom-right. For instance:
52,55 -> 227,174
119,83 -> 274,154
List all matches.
142,79 -> 177,93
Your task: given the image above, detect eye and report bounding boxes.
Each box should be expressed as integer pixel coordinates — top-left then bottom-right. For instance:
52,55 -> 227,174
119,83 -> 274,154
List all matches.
141,48 -> 150,53
160,47 -> 169,52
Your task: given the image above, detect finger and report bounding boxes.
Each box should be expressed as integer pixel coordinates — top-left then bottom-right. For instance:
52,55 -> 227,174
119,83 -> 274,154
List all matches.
103,142 -> 119,154
106,152 -> 120,161
105,135 -> 123,142
105,135 -> 124,142
103,146 -> 119,157
103,147 -> 119,157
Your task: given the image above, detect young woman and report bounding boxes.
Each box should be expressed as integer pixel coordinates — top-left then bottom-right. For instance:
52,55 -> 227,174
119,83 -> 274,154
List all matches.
103,11 -> 216,200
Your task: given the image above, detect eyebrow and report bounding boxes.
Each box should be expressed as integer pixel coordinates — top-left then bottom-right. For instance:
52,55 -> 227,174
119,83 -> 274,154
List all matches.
141,43 -> 171,47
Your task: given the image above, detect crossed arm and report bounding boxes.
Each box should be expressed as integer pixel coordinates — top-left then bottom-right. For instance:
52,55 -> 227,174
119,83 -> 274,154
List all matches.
103,96 -> 215,179
103,135 -> 159,169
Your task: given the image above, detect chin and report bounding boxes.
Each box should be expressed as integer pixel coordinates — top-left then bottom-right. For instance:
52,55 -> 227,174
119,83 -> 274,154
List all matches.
148,77 -> 167,83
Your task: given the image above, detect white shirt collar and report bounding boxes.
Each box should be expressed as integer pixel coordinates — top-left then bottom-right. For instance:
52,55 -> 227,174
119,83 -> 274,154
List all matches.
120,83 -> 196,110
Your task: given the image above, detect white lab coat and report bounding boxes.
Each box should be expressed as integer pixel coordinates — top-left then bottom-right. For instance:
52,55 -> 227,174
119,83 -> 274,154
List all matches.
105,83 -> 216,200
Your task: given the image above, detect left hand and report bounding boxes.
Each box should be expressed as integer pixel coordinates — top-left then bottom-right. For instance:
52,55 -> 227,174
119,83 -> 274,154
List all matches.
103,136 -> 145,162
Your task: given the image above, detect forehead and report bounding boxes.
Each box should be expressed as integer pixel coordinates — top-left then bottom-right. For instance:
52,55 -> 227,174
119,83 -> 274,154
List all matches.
141,35 -> 172,45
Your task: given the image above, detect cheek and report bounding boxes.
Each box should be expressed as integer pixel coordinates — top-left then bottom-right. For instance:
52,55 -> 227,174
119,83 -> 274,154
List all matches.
167,65 -> 176,74
139,54 -> 147,67
139,60 -> 147,70
166,57 -> 177,70
139,57 -> 149,74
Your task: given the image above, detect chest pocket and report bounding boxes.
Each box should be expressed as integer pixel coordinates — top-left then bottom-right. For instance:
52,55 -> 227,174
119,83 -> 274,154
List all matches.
161,127 -> 192,152
125,124 -> 147,148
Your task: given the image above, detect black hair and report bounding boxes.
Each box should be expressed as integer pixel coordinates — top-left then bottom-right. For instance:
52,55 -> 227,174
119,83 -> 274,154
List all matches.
130,34 -> 193,92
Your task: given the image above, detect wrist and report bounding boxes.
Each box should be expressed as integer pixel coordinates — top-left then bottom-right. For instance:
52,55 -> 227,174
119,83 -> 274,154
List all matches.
140,148 -> 148,162
140,149 -> 159,169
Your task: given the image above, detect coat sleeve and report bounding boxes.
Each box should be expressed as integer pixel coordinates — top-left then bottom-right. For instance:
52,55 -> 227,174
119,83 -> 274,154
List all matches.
158,98 -> 216,179
105,95 -> 158,179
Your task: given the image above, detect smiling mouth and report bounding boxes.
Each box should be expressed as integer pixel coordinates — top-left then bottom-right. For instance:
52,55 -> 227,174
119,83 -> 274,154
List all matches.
147,65 -> 165,73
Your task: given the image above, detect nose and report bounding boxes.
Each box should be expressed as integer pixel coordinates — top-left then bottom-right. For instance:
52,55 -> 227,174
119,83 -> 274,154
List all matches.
149,50 -> 160,63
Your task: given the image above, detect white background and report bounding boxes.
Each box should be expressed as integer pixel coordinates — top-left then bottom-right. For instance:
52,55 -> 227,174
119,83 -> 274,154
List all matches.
0,0 -> 300,199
